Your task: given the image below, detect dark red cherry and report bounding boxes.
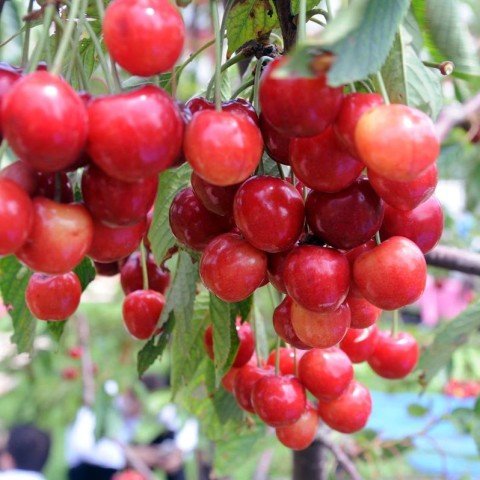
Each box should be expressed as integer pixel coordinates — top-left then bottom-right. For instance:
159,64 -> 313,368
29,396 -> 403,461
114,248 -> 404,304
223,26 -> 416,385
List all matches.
260,114 -> 290,165
266,347 -> 298,375
88,85 -> 183,182
346,291 -> 382,329
267,249 -> 291,293
276,404 -> 318,450
35,172 -> 74,203
305,177 -> 384,250
0,65 -> 20,136
273,296 -> 311,350
234,364 -> 272,413
233,176 -> 305,253
340,325 -> 379,364
95,261 -> 120,276
0,161 -> 38,196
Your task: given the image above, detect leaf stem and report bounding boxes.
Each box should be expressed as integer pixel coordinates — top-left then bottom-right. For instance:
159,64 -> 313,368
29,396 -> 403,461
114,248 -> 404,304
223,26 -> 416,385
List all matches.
140,242 -> 149,291
274,335 -> 281,375
209,0 -> 222,111
21,0 -> 35,67
375,71 -> 390,105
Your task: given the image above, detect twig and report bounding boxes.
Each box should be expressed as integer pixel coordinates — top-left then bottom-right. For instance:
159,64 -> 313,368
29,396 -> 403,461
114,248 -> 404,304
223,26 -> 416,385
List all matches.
317,436 -> 362,480
273,0 -> 296,52
425,245 -> 480,276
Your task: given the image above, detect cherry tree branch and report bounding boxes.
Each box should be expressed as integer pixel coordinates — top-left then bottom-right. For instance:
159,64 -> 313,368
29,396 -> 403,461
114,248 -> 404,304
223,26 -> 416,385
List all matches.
426,245 -> 480,276
273,0 -> 296,51
316,437 -> 362,480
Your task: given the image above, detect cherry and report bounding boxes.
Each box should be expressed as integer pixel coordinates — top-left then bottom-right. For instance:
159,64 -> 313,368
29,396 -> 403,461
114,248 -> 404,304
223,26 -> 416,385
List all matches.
222,367 -> 239,392
88,218 -> 146,263
340,325 -> 379,364
200,233 -> 267,302
291,301 -> 350,349
95,261 -> 120,276
82,165 -> 157,226
122,289 -> 165,340
380,196 -> 443,254
17,198 -> 93,274
290,127 -> 364,193
120,251 -> 170,295
368,164 -> 438,211
333,92 -> 384,156
317,381 -> 372,434
233,176 -> 305,253
266,347 -> 297,375
203,320 -> 255,368
87,85 -> 183,182
345,239 -> 376,266
185,110 -> 263,186
190,172 -> 240,217
305,177 -> 384,250
25,271 -> 81,321
259,56 -> 343,138
0,64 -> 20,137
298,347 -> 353,402
368,331 -> 419,379
234,364 -> 272,413
0,161 -> 38,196
169,187 -> 231,251
267,249 -> 291,293
276,404 -> 318,450
2,72 -> 88,172
61,367 -> 80,381
252,374 -> 306,427
103,0 -> 184,76
113,470 -> 146,480
346,291 -> 382,329
273,296 -> 311,350
68,346 -> 83,359
283,245 -> 350,313
353,236 -> 427,310
260,114 -> 290,165
186,97 -> 259,126
0,179 -> 33,255
355,104 -> 440,181
35,172 -> 74,204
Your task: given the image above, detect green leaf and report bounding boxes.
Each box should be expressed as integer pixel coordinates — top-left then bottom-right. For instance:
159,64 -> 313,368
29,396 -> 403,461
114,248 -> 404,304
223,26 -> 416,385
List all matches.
407,403 -> 429,417
418,298 -> 480,386
149,163 -> 192,265
79,38 -> 96,79
46,321 -> 67,343
74,257 -> 96,291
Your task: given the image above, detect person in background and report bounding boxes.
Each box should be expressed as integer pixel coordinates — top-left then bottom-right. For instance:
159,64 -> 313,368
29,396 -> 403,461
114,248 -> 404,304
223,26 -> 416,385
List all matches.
0,425 -> 51,480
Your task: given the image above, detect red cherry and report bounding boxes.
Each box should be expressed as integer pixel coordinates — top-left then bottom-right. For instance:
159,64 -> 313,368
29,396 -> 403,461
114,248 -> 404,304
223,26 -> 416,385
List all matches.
95,261 -> 120,276
283,245 -> 350,313
345,239 -> 376,266
169,187 -> 231,251
190,172 -> 240,217
368,164 -> 438,211
103,0 -> 184,76
186,97 -> 259,125
260,114 -> 290,165
259,56 -> 343,138
68,346 -> 83,359
61,366 -> 79,381
298,347 -> 353,401
340,325 -> 379,364
200,233 -> 267,302
222,367 -> 239,392
0,179 -> 33,255
380,196 -> 443,254
266,347 -> 296,375
25,271 -> 81,321
2,72 -> 88,172
88,85 -> 183,182
346,291 -> 382,328
203,320 -> 255,368
276,404 -> 318,450
0,161 -> 38,196
291,302 -> 350,349
233,176 -> 305,253
251,374 -> 306,427
333,92 -> 384,156
17,198 -> 93,274
88,218 -> 146,263
353,236 -> 427,310
290,127 -> 364,193
305,177 -> 385,250
82,165 -> 157,226
368,331 -> 419,379
35,172 -> 74,204
355,104 -> 439,181
234,364 -> 272,413
112,470 -> 146,480
120,251 -> 170,295
0,65 -> 20,136
267,249 -> 291,293
122,289 -> 165,339
184,110 -> 263,186
318,381 -> 372,434
273,296 -> 311,350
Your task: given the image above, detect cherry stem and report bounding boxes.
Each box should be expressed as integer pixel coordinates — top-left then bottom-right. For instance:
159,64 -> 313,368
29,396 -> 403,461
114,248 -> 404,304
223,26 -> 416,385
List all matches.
230,78 -> 254,99
95,0 -> 105,21
21,0 -> 34,67
205,52 -> 249,100
297,0 -> 307,43
325,0 -> 333,19
110,58 -> 122,92
0,139 -> 9,168
251,304 -> 261,367
349,82 -> 357,93
276,162 -> 285,180
309,17 -> 326,27
252,56 -> 273,111
209,0 -> 222,111
140,242 -> 149,291
391,309 -> 399,338
375,231 -> 381,245
170,66 -> 177,98
0,25 -> 26,49
423,60 -> 454,76
274,335 -> 281,375
375,71 -> 390,105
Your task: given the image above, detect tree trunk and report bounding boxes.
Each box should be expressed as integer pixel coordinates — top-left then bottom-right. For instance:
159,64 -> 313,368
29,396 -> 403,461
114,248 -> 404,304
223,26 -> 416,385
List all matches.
293,440 -> 328,480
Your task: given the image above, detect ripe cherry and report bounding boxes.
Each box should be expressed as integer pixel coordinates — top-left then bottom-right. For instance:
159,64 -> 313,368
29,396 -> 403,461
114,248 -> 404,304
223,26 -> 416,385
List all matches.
368,164 -> 438,212
184,110 -> 263,186
0,65 -> 20,137
283,245 -> 350,313
82,165 -> 157,226
340,325 -> 379,363
273,296 -> 311,350
368,331 -> 419,379
355,104 -> 440,181
276,404 -> 318,450
380,196 -> 443,254
62,367 -> 79,381
353,236 -> 427,310
169,187 -> 231,251
298,347 -> 353,402
113,470 -> 146,480
251,374 -> 306,427
317,381 -> 372,434
88,218 -> 146,263
0,161 -> 38,196
234,176 -> 305,253
267,249 -> 291,294
266,347 -> 297,375
260,114 -> 290,165
88,85 -> 183,182
290,127 -> 364,193
222,367 -> 239,393
0,179 -> 33,255
291,301 -> 350,349
200,233 -> 267,302
2,72 -> 88,172
186,97 -> 259,126
68,346 -> 83,359
35,172 -> 74,204
25,271 -> 81,321
234,364 -> 272,413
17,198 -> 93,274
346,291 -> 382,329
259,56 -> 343,138
95,261 -> 120,276
122,289 -> 165,340
305,177 -> 384,250
103,0 -> 184,76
